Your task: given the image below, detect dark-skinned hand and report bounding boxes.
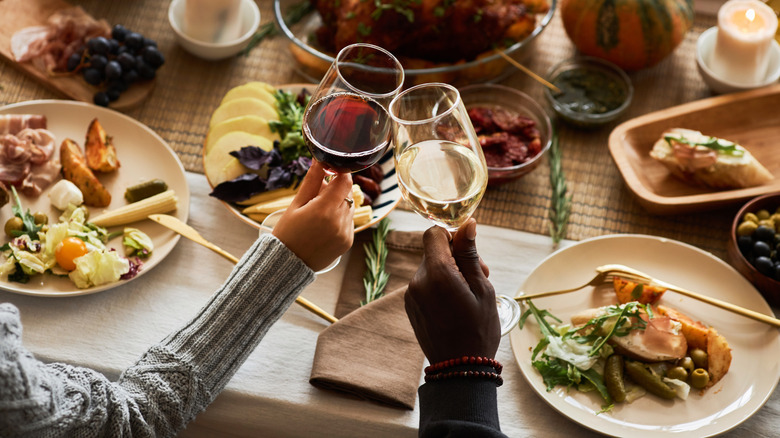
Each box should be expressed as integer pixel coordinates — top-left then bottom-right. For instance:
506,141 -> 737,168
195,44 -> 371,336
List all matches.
404,219 -> 501,364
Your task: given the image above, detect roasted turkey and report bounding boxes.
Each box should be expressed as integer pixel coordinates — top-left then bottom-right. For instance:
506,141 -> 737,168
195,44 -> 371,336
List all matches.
313,0 -> 548,63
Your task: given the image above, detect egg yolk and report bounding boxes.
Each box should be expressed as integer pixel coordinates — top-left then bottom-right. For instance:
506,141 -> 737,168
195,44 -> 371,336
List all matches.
55,237 -> 89,271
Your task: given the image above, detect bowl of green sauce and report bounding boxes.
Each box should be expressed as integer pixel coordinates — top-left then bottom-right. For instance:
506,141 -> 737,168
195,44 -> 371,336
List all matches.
544,56 -> 633,128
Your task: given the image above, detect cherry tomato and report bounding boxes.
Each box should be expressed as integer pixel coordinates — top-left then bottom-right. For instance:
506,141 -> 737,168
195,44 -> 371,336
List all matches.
55,237 -> 89,271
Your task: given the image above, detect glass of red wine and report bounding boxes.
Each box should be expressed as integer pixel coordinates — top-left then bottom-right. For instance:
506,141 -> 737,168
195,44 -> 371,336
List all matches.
303,43 -> 405,174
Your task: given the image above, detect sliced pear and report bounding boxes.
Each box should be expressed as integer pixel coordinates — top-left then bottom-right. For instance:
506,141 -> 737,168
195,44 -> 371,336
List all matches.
204,132 -> 273,186
209,97 -> 278,128
205,115 -> 280,155
221,83 -> 277,106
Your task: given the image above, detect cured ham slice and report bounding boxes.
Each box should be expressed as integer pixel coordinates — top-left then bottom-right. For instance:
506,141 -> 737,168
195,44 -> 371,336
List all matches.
0,125 -> 60,196
11,7 -> 110,74
0,115 -> 47,135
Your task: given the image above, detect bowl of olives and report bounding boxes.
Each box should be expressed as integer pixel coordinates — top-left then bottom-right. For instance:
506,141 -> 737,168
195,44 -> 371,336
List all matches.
728,192 -> 780,306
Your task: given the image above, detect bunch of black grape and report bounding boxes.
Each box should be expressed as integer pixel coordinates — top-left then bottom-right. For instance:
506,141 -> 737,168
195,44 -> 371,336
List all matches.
67,25 -> 165,107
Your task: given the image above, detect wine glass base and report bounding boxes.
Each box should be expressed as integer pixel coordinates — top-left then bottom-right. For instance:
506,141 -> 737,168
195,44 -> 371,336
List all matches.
496,294 -> 522,336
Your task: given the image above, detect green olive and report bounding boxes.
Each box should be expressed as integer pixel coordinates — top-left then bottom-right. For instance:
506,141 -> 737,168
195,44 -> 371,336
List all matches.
690,348 -> 708,369
679,357 -> 695,375
690,368 -> 710,389
743,212 -> 759,223
33,211 -> 48,225
757,209 -> 771,220
759,219 -> 775,230
4,216 -> 23,237
737,221 -> 758,236
666,366 -> 688,381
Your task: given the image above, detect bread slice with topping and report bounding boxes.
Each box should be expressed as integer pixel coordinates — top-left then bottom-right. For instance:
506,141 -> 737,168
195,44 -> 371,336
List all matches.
650,128 -> 773,189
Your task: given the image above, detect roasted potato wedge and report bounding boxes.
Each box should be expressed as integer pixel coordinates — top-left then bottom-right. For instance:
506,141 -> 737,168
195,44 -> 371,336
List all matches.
706,327 -> 732,388
657,305 -> 709,351
85,118 -> 120,173
613,277 -> 666,305
60,138 -> 111,207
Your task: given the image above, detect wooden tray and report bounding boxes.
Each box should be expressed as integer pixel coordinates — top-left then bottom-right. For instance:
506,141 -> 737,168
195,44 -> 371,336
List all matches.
608,84 -> 780,215
0,0 -> 153,111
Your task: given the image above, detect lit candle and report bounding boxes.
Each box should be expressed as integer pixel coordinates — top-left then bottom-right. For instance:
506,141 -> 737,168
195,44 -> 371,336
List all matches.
709,0 -> 779,85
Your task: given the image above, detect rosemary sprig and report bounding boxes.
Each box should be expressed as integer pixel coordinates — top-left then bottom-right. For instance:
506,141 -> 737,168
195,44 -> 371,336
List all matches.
361,217 -> 391,306
547,126 -> 571,246
239,0 -> 314,57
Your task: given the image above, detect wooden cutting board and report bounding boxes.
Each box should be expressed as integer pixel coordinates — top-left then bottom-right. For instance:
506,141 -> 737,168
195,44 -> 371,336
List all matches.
0,0 -> 154,111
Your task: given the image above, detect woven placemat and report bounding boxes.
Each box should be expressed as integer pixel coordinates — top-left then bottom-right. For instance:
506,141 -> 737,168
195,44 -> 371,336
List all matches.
0,2 -> 737,259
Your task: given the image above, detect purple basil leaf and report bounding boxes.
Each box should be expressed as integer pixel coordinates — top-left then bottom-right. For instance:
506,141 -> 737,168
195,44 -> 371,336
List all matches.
266,167 -> 293,190
209,173 -> 267,202
289,156 -> 312,177
230,146 -> 281,171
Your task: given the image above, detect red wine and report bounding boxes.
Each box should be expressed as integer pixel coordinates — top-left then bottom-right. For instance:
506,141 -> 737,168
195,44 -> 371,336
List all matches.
303,92 -> 391,173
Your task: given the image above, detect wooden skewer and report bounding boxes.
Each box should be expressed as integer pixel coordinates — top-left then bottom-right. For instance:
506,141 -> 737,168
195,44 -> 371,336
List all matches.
496,50 -> 562,93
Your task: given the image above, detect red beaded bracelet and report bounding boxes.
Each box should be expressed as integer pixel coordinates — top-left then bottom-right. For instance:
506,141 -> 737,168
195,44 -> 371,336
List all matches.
425,356 -> 503,376
424,369 -> 504,387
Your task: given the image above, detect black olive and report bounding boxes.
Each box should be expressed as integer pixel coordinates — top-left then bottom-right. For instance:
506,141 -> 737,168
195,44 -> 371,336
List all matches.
753,256 -> 774,276
754,225 -> 775,242
754,240 -> 772,258
738,235 -> 753,256
775,262 -> 780,281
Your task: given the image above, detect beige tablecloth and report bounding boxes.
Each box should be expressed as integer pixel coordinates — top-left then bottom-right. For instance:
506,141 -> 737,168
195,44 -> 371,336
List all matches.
1,173 -> 777,438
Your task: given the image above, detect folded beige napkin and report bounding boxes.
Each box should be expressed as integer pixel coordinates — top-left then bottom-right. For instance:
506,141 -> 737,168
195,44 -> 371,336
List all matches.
310,230 -> 425,409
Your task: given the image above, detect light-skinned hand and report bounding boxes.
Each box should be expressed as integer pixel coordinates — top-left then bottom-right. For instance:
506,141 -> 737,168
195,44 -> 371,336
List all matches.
272,161 -> 355,271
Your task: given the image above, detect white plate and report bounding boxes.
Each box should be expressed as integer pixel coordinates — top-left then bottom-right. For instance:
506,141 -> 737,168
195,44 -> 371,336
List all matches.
206,83 -> 401,233
0,100 -> 190,297
509,234 -> 780,437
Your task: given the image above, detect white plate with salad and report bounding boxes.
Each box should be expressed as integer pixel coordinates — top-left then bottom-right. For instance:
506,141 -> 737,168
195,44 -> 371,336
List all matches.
0,100 -> 189,297
509,234 -> 780,437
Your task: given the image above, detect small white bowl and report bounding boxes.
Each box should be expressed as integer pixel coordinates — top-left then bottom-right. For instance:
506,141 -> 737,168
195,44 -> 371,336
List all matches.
168,0 -> 260,61
696,26 -> 780,94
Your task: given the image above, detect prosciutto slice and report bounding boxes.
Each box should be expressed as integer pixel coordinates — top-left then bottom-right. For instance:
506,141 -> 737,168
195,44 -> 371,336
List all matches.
0,115 -> 47,136
0,127 -> 60,195
11,7 -> 110,73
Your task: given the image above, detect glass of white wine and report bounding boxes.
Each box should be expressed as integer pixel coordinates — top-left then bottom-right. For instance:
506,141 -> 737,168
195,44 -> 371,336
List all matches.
388,83 -> 521,335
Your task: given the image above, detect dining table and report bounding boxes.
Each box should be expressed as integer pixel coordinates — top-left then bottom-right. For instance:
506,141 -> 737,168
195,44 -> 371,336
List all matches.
0,0 -> 778,437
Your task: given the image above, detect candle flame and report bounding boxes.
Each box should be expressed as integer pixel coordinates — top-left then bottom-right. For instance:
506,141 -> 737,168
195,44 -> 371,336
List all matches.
746,8 -> 756,22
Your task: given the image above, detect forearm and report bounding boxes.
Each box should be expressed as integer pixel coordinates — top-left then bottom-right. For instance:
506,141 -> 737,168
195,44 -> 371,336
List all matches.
0,235 -> 315,438
418,374 -> 507,438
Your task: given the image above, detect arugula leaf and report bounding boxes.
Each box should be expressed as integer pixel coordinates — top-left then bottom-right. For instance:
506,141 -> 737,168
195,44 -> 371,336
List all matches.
10,186 -> 41,239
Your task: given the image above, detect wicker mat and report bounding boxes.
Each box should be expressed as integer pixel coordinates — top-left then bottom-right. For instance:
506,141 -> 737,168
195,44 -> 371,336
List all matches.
0,1 -> 736,259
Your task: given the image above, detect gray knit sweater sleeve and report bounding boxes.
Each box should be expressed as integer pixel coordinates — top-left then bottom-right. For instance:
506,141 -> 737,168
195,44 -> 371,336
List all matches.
0,234 -> 315,438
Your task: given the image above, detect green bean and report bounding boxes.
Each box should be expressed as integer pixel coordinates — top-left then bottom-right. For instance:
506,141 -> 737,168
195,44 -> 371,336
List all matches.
605,354 -> 627,403
624,360 -> 677,400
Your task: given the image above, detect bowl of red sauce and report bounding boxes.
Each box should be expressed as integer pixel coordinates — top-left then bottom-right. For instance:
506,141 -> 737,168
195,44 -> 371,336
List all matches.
460,84 -> 552,185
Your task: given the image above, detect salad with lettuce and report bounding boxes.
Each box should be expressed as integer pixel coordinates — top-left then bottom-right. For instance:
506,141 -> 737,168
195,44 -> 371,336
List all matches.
0,187 -> 152,289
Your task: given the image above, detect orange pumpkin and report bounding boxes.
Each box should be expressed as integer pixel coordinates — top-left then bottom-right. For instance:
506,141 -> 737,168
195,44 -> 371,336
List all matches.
560,0 -> 694,71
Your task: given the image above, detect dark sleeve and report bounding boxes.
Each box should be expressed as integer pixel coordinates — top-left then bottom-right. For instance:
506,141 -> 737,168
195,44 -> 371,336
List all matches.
417,368 -> 508,438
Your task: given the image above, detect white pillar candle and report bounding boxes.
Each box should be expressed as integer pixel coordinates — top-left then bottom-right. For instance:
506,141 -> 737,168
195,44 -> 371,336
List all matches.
709,0 -> 779,85
184,0 -> 242,43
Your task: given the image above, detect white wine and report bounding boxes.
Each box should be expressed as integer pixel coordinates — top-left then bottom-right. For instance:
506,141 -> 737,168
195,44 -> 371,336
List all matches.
395,139 -> 487,230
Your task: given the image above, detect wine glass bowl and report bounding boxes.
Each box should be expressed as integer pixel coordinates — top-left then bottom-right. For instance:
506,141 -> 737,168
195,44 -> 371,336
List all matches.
389,83 -> 488,232
303,43 -> 404,174
390,83 -> 521,336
